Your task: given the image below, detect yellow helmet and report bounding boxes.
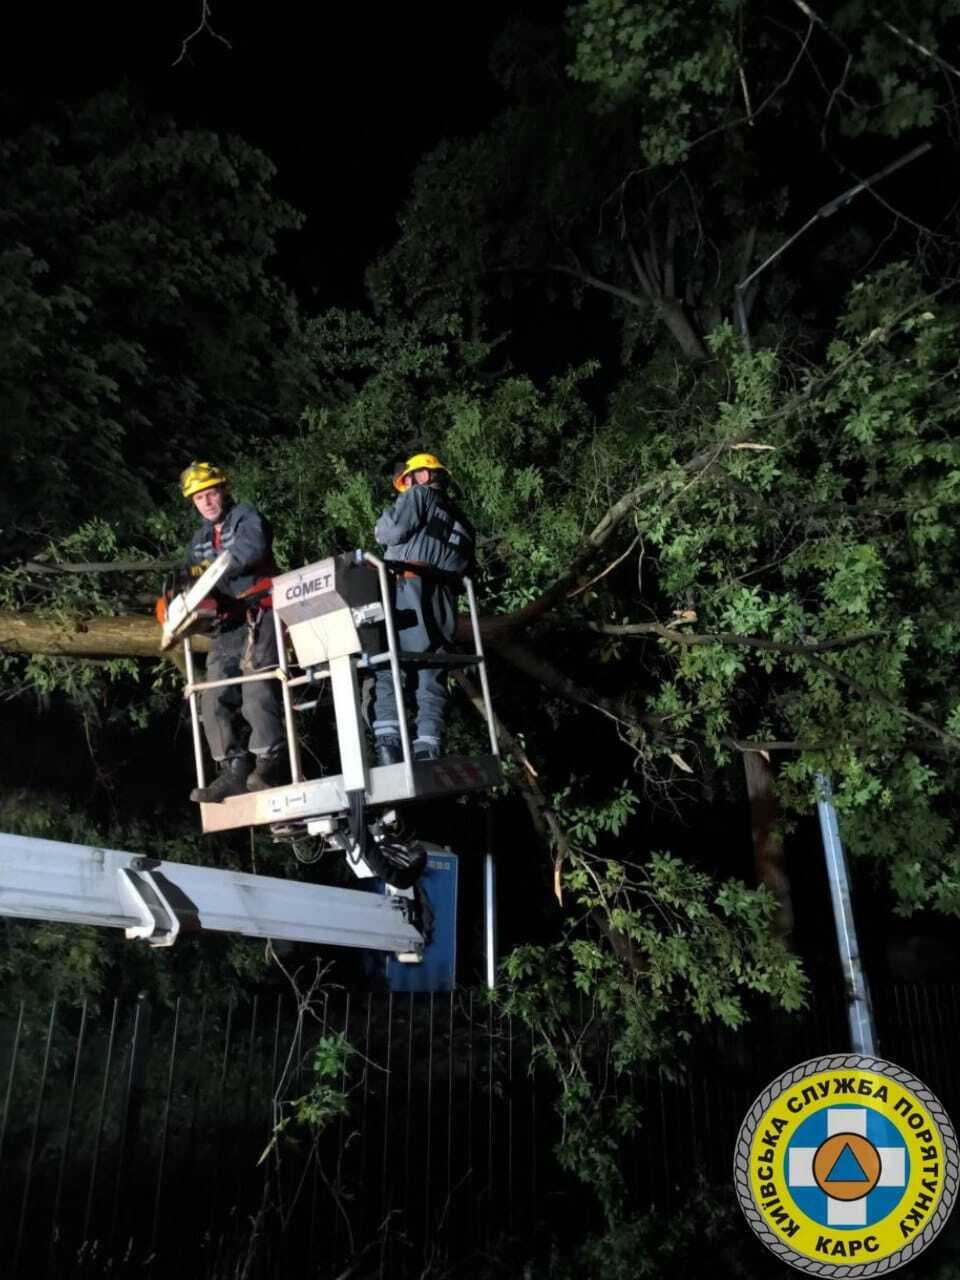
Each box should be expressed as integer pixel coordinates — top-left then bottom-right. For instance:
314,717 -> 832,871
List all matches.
393,452 -> 450,493
180,461 -> 229,499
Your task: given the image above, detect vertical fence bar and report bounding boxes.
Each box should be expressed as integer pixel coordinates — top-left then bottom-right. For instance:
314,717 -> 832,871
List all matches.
507,1014 -> 514,1235
0,1001 -> 25,1172
529,1026 -> 537,1259
84,999 -> 119,1243
359,993 -> 373,1245
263,989 -> 282,1265
919,984 -> 938,1084
379,992 -> 394,1261
50,1000 -> 88,1270
486,998 -> 494,1246
424,991 -> 435,1245
333,993 -> 352,1263
307,995 -> 331,1280
210,997 -> 235,1224
894,982 -> 913,1070
293,995 -> 304,1093
925,984 -> 952,1110
270,995 -> 283,1104
947,986 -> 960,1114
625,1067 -> 640,1203
908,983 -> 931,1083
151,998 -> 182,1254
111,994 -> 151,1253
466,990 -> 475,1251
244,994 -> 259,1129
657,1066 -> 670,1208
446,990 -> 454,1198
188,998 -> 209,1177
13,999 -> 57,1278
890,984 -> 906,1064
402,992 -> 415,1227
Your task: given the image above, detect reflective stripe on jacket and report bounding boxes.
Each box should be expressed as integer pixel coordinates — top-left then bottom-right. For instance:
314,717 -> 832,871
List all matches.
374,484 -> 475,579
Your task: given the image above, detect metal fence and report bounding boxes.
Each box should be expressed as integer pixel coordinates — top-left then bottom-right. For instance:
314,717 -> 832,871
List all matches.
1,982 -> 958,1279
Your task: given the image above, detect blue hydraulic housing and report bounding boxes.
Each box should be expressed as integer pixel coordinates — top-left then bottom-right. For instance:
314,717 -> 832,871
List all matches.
386,849 -> 459,992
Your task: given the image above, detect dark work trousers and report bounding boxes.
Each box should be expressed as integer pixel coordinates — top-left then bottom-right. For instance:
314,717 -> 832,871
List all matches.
201,611 -> 284,761
370,575 -> 457,750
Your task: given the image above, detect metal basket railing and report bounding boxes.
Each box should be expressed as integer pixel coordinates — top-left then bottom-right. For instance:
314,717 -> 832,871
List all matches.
181,549 -> 499,796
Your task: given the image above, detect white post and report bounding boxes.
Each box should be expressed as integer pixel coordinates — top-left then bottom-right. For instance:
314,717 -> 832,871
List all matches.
273,607 -> 303,783
182,638 -> 206,791
484,852 -> 497,991
816,774 -> 877,1054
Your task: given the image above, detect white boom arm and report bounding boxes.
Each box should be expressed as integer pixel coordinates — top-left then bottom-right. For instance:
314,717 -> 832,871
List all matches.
0,832 -> 423,956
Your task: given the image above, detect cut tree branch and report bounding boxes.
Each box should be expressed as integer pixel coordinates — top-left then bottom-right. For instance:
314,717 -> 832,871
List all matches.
566,534 -> 641,600
871,10 -> 960,81
550,263 -> 647,310
457,439 -> 732,645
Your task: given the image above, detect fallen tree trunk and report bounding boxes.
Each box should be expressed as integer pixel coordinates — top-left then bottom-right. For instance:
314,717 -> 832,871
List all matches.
8,440 -> 732,655
0,611 -> 210,659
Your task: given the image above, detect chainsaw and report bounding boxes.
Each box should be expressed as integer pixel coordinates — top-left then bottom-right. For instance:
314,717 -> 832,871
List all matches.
155,550 -> 233,650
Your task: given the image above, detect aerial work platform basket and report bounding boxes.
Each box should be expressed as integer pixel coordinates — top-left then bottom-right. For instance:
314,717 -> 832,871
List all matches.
178,549 -> 502,850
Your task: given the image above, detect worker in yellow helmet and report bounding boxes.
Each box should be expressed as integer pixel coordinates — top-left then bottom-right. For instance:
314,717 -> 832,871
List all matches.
369,453 -> 475,765
178,462 -> 286,802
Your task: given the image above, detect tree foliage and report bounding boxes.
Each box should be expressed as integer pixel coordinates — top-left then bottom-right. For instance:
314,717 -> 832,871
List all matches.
0,89 -> 305,556
567,0 -> 960,153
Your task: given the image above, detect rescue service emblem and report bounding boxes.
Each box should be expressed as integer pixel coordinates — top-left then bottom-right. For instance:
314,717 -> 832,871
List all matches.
734,1055 -> 957,1274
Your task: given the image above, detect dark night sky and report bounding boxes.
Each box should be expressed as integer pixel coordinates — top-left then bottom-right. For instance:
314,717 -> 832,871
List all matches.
1,1 -> 563,305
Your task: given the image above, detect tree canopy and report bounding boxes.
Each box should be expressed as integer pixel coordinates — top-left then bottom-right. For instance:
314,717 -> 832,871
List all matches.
0,90 -> 305,557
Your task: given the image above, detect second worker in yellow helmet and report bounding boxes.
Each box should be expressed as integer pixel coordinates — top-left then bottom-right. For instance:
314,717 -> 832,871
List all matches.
370,453 -> 475,764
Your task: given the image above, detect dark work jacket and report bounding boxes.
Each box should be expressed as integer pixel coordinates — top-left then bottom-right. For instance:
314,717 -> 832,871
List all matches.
185,501 -> 276,624
374,484 -> 475,580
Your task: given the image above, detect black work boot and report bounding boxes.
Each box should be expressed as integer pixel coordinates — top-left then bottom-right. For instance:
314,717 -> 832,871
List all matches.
374,736 -> 403,767
190,755 -> 251,804
413,739 -> 441,761
246,749 -> 289,792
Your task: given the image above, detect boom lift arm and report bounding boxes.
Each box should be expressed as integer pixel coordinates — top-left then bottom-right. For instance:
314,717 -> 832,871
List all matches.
0,832 -> 424,957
